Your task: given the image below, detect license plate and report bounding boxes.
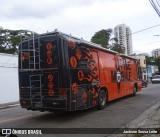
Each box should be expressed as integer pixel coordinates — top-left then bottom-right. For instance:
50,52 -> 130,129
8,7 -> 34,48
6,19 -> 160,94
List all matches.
34,102 -> 43,108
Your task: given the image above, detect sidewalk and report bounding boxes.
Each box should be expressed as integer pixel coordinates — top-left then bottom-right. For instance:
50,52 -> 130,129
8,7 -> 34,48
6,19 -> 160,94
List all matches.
108,101 -> 160,137
0,101 -> 19,109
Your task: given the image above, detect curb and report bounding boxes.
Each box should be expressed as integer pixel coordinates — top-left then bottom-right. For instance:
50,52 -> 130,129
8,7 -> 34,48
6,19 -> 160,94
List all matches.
0,101 -> 20,109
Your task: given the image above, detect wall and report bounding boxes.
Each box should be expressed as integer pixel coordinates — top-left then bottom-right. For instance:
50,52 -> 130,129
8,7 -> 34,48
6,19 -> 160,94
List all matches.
0,53 -> 18,104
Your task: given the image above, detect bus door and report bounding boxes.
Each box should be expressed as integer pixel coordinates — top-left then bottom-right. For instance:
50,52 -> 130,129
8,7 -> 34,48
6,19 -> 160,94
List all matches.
115,57 -> 126,97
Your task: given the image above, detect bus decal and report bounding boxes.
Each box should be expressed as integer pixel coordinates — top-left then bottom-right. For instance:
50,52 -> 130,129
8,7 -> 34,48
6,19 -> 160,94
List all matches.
76,49 -> 82,60
89,87 -> 95,94
46,42 -> 53,65
48,89 -> 54,96
47,74 -> 54,96
84,74 -> 92,82
21,53 -> 29,61
82,92 -> 87,104
68,39 -> 75,49
70,56 -> 77,68
83,56 -> 90,62
78,70 -> 84,81
71,83 -> 78,95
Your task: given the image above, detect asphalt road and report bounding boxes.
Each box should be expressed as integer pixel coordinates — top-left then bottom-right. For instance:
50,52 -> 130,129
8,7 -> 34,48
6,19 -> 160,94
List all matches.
0,84 -> 160,137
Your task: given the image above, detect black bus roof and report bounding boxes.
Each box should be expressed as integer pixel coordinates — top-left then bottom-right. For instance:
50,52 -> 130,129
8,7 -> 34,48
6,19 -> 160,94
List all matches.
20,30 -> 137,60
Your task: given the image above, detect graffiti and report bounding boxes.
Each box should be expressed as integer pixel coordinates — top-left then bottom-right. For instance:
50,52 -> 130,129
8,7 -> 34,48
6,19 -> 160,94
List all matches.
68,39 -> 75,49
46,42 -> 53,65
76,49 -> 82,60
48,82 -> 54,89
82,92 -> 87,104
46,42 -> 52,50
21,53 -> 29,61
47,74 -> 54,96
48,89 -> 54,96
84,74 -> 92,82
89,86 -> 99,105
70,56 -> 77,68
77,47 -> 99,82
48,74 -> 53,81
69,43 -> 100,108
71,83 -> 78,94
78,70 -> 84,81
83,56 -> 90,62
89,87 -> 95,94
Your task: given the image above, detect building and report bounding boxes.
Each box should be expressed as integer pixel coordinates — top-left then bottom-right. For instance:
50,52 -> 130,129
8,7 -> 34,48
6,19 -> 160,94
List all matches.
114,24 -> 133,55
152,48 -> 160,58
137,53 -> 150,57
0,53 -> 18,104
134,55 -> 147,80
147,65 -> 159,83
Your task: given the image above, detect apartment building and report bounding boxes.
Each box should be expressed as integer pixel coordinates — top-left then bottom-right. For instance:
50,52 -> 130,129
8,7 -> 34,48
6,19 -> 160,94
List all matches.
114,24 -> 133,55
152,48 -> 160,58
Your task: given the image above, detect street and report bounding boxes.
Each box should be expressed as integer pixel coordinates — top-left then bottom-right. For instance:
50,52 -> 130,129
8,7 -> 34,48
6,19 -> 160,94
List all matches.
0,84 -> 160,136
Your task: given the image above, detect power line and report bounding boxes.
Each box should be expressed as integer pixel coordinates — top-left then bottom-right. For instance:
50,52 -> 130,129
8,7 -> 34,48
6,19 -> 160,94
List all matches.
149,0 -> 160,17
116,23 -> 160,39
134,40 -> 160,47
132,24 -> 160,35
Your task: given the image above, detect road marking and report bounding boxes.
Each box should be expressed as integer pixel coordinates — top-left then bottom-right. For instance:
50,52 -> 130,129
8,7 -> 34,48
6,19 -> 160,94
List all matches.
0,113 -> 37,124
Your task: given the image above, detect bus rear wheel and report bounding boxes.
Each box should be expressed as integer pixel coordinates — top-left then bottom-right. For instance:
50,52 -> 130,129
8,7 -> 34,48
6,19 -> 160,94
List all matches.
97,90 -> 107,110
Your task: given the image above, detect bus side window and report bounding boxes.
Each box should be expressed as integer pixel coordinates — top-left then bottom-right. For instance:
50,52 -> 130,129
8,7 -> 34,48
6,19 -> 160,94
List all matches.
121,71 -> 124,81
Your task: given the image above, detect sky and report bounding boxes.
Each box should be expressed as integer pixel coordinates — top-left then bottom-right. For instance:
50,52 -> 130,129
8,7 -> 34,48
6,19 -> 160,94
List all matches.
1,0 -> 160,55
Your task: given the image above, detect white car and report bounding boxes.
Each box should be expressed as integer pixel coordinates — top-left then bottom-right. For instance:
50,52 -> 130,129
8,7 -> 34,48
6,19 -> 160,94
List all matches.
152,75 -> 160,84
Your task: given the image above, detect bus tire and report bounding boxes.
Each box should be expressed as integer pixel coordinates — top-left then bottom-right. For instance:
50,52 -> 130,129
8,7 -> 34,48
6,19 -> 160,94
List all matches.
132,85 -> 137,96
97,90 -> 107,110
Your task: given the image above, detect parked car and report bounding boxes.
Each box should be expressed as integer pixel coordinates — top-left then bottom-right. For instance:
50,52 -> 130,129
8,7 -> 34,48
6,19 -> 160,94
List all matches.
142,80 -> 148,87
152,75 -> 160,84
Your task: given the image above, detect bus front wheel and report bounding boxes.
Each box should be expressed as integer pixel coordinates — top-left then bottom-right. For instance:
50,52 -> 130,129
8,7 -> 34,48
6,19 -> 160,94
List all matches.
97,90 -> 107,110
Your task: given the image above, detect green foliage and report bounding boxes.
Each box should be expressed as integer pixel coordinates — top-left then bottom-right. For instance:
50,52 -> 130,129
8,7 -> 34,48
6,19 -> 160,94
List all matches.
0,27 -> 33,54
110,38 -> 125,54
110,43 -> 125,54
146,56 -> 160,71
155,56 -> 160,71
0,27 -> 21,54
146,56 -> 155,65
91,29 -> 112,48
90,29 -> 124,54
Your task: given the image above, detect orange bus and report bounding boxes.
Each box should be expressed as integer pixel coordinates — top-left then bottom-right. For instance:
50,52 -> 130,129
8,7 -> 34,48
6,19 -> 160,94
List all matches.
18,31 -> 142,111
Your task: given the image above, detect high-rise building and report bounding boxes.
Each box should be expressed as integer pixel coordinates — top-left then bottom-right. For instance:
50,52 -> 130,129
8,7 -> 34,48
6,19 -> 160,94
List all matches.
114,24 -> 133,55
152,48 -> 160,58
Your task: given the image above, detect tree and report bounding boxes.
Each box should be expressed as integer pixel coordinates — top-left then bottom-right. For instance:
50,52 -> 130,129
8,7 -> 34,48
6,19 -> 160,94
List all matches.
146,56 -> 155,65
146,56 -> 160,72
0,27 -> 33,54
90,29 -> 125,54
0,27 -> 21,54
155,56 -> 160,71
91,29 -> 112,48
110,38 -> 125,54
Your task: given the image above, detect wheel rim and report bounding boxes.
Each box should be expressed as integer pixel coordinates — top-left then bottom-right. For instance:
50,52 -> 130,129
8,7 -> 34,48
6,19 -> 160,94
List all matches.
100,93 -> 106,106
134,87 -> 136,94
